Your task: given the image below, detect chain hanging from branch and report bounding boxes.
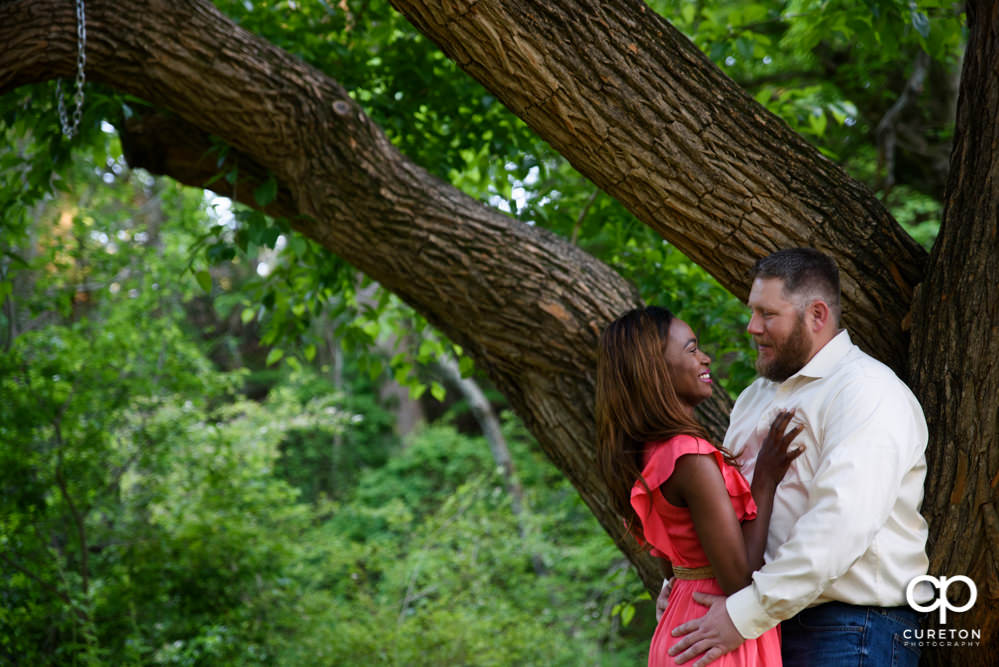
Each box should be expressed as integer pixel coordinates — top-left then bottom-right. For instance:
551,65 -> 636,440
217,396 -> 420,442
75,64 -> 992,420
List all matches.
56,0 -> 86,138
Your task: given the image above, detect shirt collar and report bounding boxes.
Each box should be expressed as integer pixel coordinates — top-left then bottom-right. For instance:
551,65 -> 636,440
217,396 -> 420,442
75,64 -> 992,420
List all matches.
787,329 -> 852,381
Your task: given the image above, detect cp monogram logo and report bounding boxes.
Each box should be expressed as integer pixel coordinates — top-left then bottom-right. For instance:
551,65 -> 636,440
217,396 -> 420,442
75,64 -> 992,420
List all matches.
906,575 -> 978,624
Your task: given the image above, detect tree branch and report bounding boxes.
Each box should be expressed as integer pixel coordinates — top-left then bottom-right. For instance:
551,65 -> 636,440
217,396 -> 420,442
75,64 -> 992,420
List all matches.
570,189 -> 601,245
118,110 -> 297,220
876,50 -> 931,194
433,355 -> 547,575
52,415 -> 89,597
1,0 -> 926,370
0,551 -> 73,607
389,0 -> 927,372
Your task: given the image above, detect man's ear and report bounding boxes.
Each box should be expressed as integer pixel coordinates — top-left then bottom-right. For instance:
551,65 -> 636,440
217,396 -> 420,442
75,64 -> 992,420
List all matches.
806,300 -> 831,333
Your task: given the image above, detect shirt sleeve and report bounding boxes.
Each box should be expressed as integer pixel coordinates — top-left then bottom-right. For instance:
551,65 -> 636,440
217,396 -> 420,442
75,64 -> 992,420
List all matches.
726,372 -> 927,639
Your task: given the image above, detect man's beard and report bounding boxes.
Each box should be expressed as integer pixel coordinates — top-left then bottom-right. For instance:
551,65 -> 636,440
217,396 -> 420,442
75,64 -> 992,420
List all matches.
756,314 -> 811,382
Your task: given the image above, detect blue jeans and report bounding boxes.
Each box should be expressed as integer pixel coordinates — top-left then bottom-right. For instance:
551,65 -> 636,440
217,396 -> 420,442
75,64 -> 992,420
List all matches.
781,601 -> 923,667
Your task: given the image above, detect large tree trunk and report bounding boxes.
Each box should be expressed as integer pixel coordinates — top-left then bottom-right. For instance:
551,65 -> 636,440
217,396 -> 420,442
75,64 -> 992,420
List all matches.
2,0 -> 996,662
906,2 -> 999,663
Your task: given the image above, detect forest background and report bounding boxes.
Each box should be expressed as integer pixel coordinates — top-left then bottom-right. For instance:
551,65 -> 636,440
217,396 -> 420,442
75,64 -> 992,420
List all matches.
0,0 -> 971,664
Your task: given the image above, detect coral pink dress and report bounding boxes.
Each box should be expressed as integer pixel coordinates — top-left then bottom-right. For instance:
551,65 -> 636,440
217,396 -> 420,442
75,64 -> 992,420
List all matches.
631,435 -> 782,667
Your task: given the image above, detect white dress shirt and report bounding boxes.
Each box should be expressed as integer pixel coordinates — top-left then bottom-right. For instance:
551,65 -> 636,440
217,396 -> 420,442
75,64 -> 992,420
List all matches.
724,330 -> 930,639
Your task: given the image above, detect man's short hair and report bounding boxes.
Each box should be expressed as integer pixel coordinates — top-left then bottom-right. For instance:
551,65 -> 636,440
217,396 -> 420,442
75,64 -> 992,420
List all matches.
751,248 -> 841,324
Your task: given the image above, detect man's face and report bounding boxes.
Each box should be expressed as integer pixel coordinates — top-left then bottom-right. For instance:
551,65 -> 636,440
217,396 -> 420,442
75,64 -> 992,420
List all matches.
746,277 -> 813,382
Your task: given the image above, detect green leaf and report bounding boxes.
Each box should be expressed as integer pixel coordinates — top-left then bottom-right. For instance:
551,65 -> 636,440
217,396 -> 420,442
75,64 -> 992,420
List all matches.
265,347 -> 284,366
195,270 -> 212,292
288,234 -> 308,257
418,338 -> 438,361
430,381 -> 446,402
254,174 -> 278,207
621,603 -> 635,627
259,225 -> 281,249
808,110 -> 828,137
241,308 -> 256,324
394,363 -> 412,385
303,344 -> 317,362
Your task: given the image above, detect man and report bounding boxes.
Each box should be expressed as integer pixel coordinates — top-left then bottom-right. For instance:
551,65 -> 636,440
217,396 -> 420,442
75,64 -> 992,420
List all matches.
667,248 -> 930,667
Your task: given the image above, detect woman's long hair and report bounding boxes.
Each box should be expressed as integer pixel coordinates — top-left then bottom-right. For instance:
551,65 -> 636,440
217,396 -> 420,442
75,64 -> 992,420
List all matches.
595,306 -> 734,545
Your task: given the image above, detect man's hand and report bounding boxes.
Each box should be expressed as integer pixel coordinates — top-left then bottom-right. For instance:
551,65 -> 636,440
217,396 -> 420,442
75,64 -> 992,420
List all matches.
655,577 -> 674,622
668,592 -> 744,667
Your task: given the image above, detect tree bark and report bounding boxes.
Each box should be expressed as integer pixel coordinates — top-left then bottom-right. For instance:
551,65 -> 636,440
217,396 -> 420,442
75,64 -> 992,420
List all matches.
907,2 -> 999,663
388,0 -> 927,375
2,0 -> 997,661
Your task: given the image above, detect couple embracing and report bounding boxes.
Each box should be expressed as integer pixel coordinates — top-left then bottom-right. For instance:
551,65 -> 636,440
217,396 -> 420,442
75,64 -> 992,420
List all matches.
597,248 -> 931,667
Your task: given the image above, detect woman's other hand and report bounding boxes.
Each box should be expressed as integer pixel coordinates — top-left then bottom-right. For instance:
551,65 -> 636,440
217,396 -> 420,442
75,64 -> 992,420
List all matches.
656,576 -> 675,622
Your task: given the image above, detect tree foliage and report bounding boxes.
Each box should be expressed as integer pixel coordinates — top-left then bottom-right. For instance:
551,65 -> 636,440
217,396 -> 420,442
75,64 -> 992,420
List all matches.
0,92 -> 645,665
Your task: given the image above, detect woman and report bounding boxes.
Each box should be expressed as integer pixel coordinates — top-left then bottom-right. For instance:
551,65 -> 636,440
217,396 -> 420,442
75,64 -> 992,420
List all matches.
596,306 -> 802,666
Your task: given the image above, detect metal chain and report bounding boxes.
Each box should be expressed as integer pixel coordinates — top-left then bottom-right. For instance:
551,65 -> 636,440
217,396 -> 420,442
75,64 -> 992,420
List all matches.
57,0 -> 87,138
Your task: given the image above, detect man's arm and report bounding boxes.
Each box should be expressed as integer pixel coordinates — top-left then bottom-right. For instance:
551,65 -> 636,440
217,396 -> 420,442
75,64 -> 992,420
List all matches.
671,377 -> 926,663
727,382 -> 925,636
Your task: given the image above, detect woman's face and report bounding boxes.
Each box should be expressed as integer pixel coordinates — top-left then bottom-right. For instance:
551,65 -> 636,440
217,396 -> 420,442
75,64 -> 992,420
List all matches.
665,318 -> 713,411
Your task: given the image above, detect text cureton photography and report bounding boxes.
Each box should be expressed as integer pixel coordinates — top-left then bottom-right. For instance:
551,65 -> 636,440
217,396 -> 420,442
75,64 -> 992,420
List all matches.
903,628 -> 982,648
904,575 -> 982,649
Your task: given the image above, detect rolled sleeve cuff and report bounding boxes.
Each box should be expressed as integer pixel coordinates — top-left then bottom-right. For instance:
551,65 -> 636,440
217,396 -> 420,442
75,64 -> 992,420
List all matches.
726,587 -> 781,640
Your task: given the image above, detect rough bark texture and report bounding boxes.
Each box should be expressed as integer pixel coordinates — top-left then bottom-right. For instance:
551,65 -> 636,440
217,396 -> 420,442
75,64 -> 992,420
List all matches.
2,0 -> 997,662
389,0 -> 927,376
907,1 -> 999,663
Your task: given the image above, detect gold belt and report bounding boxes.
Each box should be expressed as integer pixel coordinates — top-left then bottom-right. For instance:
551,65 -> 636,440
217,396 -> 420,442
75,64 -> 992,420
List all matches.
672,564 -> 714,580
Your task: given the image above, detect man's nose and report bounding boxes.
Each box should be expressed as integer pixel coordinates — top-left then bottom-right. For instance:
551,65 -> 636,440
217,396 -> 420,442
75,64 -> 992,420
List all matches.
747,313 -> 763,335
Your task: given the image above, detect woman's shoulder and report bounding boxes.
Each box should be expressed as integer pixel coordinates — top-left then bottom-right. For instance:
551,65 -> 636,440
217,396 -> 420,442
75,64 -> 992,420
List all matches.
643,434 -> 718,470
646,434 -> 717,456
635,435 -> 727,505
